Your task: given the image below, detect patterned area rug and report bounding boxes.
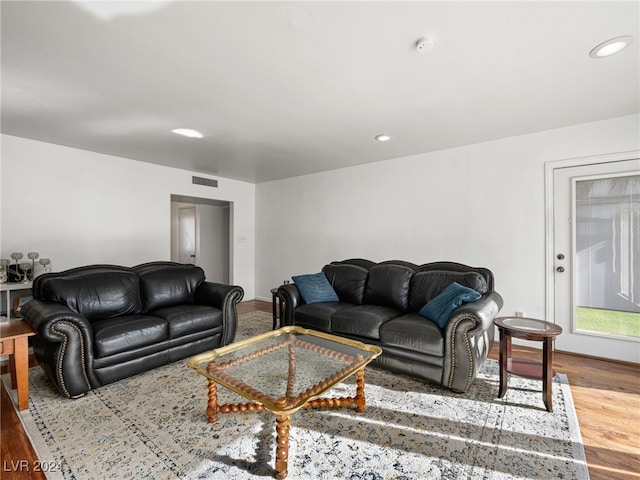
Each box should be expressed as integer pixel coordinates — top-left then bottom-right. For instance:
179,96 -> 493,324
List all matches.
5,311 -> 589,479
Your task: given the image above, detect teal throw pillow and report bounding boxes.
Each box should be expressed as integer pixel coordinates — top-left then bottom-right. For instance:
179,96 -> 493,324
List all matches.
292,272 -> 340,304
418,282 -> 482,328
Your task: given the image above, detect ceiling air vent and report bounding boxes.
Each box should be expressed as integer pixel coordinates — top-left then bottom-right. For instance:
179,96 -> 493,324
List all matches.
192,176 -> 218,188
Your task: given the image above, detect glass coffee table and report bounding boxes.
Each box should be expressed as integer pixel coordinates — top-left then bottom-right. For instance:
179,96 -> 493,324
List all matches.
188,326 -> 382,479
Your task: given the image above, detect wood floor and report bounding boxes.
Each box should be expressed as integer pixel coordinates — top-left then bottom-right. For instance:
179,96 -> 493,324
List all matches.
1,300 -> 638,480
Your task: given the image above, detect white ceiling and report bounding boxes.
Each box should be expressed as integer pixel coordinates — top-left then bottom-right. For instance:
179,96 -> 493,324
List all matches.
2,1 -> 638,184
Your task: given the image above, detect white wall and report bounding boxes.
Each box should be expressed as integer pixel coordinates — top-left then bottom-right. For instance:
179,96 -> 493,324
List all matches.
3,115 -> 638,312
255,114 -> 640,321
0,135 -> 256,299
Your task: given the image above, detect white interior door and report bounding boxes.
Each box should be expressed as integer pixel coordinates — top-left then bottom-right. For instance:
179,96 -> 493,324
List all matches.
552,157 -> 640,363
178,206 -> 197,264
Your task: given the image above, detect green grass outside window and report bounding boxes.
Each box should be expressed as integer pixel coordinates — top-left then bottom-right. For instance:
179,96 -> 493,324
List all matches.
576,307 -> 640,337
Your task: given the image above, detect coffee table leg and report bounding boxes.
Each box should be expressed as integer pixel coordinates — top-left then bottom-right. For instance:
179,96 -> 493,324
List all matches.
275,414 -> 291,479
543,337 -> 553,412
498,330 -> 510,398
207,379 -> 218,423
355,368 -> 366,413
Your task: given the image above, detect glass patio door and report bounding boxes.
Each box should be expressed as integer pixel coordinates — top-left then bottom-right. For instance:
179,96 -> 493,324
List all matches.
552,157 -> 639,363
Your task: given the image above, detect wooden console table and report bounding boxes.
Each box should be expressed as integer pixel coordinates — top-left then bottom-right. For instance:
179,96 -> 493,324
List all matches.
0,320 -> 35,410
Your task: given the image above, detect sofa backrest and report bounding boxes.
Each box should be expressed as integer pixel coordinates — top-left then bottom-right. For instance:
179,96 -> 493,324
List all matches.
322,264 -> 369,305
133,262 -> 205,312
407,270 -> 488,312
34,265 -> 142,320
363,264 -> 415,311
419,261 -> 494,291
33,262 -> 207,319
325,259 -> 494,313
378,259 -> 421,270
330,258 -> 377,270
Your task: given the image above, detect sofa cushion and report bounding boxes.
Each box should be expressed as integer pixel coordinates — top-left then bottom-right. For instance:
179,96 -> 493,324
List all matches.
363,264 -> 414,311
322,264 -> 369,305
93,347 -> 170,386
136,263 -> 205,312
418,282 -> 482,328
92,315 -> 168,358
168,334 -> 223,362
152,304 -> 223,338
292,272 -> 340,304
408,270 -> 487,312
379,314 -> 445,357
38,268 -> 142,320
331,305 -> 401,340
294,302 -> 352,332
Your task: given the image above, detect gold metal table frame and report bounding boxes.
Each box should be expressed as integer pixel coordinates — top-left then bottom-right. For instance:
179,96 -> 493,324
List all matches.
188,326 -> 382,479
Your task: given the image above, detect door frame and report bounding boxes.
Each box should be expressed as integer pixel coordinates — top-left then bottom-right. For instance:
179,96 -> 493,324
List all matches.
544,150 -> 640,329
170,194 -> 233,284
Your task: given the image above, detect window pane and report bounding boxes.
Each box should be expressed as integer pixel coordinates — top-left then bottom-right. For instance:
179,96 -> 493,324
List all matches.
575,174 -> 640,338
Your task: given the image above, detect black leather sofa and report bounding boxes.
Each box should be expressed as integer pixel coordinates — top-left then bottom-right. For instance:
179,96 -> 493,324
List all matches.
21,262 -> 244,398
278,259 -> 503,393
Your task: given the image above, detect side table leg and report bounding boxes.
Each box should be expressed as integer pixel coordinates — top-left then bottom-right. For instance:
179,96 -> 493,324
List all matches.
271,290 -> 278,330
279,298 -> 285,328
498,331 -> 510,398
12,336 -> 30,410
543,337 -> 553,412
275,414 -> 291,479
207,379 -> 219,422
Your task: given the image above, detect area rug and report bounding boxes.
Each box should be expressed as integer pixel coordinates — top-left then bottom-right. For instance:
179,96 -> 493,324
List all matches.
4,311 -> 589,479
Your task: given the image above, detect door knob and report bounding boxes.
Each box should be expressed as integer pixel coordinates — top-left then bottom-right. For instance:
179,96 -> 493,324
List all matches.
556,266 -> 565,273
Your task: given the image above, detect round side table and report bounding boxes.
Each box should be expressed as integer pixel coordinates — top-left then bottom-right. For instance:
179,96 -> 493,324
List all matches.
493,316 -> 562,412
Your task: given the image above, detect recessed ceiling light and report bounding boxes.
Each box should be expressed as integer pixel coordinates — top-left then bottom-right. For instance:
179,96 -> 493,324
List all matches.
171,128 -> 203,138
375,134 -> 391,142
589,36 -> 634,58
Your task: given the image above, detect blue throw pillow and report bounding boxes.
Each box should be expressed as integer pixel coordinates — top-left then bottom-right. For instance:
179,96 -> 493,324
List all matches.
291,272 -> 340,304
418,282 -> 482,328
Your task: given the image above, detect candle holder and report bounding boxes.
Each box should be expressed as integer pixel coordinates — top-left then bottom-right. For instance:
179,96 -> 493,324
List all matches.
38,258 -> 52,275
19,263 -> 31,283
27,252 -> 39,280
10,252 -> 23,269
9,252 -> 23,282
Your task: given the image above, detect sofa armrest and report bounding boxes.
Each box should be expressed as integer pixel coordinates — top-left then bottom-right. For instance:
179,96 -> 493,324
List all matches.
20,299 -> 97,398
442,291 -> 504,393
195,282 -> 244,345
277,284 -> 303,327
451,291 -> 503,333
22,300 -> 91,340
